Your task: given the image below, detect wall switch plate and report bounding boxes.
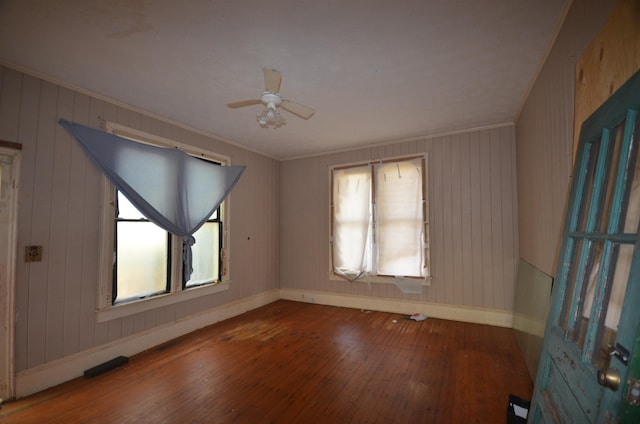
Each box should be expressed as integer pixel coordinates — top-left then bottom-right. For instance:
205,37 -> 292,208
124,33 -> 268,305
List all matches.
24,245 -> 43,262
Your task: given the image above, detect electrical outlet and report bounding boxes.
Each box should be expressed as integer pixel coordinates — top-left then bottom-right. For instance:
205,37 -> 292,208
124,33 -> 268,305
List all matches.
24,246 -> 43,262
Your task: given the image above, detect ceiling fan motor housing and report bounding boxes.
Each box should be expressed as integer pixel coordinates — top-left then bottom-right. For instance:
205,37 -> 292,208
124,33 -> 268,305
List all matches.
261,92 -> 282,106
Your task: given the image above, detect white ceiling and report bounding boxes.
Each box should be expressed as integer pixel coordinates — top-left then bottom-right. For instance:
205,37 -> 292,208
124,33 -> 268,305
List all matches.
0,0 -> 568,160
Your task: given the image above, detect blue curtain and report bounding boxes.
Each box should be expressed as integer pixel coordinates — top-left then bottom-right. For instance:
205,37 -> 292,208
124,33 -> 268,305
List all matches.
59,119 -> 245,280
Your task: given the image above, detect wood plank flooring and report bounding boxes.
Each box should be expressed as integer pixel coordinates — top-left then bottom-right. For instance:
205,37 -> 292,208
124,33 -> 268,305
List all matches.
0,300 -> 532,423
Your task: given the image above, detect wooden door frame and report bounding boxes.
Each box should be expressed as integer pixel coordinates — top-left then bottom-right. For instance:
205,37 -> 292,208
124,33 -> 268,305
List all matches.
0,144 -> 21,401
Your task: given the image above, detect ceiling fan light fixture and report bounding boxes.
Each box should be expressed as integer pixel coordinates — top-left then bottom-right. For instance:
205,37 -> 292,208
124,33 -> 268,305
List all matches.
229,69 -> 313,128
257,103 -> 285,128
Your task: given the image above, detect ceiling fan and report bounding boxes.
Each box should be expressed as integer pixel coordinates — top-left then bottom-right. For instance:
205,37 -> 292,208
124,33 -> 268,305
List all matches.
227,68 -> 314,128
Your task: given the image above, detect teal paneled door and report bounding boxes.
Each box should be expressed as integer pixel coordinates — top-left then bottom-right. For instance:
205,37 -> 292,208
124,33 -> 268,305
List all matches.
530,70 -> 640,422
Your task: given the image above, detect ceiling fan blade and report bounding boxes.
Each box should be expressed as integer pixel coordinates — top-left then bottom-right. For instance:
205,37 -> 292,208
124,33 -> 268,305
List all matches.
227,99 -> 262,108
263,68 -> 282,94
281,100 -> 314,119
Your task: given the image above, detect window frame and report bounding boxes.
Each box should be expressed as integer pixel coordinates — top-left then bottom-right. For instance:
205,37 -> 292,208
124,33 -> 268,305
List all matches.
96,123 -> 232,322
182,198 -> 223,290
329,153 -> 431,286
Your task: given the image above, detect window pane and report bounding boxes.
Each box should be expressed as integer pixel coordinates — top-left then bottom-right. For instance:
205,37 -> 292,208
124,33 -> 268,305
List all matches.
577,141 -> 601,232
594,243 -> 632,369
574,241 -> 604,350
375,159 -> 424,277
559,238 -> 584,333
623,131 -> 640,233
187,222 -> 220,287
332,166 -> 372,274
599,123 -> 625,232
115,221 -> 168,302
117,191 -> 146,219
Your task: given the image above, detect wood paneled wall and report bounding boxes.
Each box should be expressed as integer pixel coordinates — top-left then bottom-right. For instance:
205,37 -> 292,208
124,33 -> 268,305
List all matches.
0,66 -> 280,374
515,0 -> 618,277
280,125 -> 519,312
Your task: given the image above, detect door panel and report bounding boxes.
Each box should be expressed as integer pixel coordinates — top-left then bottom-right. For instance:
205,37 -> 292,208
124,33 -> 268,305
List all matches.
530,69 -> 640,423
544,359 -> 591,422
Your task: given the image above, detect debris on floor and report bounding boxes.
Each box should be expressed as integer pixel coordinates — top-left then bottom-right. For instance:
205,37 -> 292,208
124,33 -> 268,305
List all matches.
408,313 -> 427,321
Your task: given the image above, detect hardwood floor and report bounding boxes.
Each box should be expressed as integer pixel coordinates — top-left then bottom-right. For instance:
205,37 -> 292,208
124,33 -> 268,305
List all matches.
0,300 -> 532,423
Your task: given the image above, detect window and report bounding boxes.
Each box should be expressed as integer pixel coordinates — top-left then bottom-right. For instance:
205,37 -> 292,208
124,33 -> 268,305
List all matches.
98,124 -> 231,319
113,191 -> 171,303
185,204 -> 222,288
330,155 -> 430,283
113,168 -> 223,303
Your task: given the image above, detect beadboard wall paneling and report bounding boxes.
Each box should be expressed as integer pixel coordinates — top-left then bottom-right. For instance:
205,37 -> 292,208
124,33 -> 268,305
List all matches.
515,0 -> 618,276
0,66 -> 280,374
280,125 -> 518,312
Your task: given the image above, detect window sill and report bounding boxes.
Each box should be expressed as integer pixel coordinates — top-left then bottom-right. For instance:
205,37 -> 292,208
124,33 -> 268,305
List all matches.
96,281 -> 230,323
328,273 -> 431,286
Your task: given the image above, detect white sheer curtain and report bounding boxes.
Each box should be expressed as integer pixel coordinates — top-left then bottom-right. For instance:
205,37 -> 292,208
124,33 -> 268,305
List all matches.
332,158 -> 425,280
332,165 -> 372,278
375,159 -> 424,277
60,119 -> 245,237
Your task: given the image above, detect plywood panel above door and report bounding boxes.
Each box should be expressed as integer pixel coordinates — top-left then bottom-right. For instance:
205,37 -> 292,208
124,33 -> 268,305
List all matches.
573,0 -> 640,158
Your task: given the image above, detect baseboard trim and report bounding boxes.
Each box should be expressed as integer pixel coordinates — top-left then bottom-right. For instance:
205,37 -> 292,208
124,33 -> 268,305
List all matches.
15,289 -> 280,398
279,289 -> 514,328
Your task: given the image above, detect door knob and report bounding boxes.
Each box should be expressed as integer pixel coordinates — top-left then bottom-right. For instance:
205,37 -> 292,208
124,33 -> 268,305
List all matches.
598,367 -> 621,391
